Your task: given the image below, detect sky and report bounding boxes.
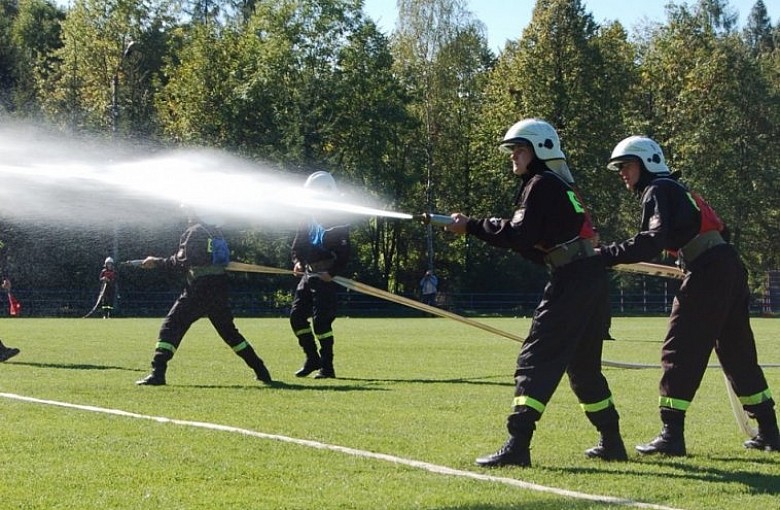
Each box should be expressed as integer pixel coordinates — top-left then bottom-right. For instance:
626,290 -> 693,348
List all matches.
363,0 -> 779,53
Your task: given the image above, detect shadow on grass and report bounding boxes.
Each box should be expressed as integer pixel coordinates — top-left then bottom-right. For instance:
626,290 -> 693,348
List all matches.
561,455 -> 780,496
186,380 -> 388,392
9,361 -> 145,372
338,375 -> 512,386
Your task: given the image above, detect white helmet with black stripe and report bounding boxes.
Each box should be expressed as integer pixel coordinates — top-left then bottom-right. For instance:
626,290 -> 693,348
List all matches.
500,118 -> 566,160
608,136 -> 670,175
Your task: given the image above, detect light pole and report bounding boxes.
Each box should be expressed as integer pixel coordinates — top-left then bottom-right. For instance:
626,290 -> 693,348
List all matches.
109,40 -> 137,314
110,40 -> 136,137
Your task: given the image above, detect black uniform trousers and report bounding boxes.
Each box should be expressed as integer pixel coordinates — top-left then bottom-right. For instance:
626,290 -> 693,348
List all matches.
157,274 -> 247,354
512,257 -> 613,424
660,244 -> 773,414
290,275 -> 338,336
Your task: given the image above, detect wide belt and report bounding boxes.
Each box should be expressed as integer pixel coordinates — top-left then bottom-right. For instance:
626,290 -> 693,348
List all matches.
544,238 -> 596,270
678,230 -> 725,266
188,265 -> 226,282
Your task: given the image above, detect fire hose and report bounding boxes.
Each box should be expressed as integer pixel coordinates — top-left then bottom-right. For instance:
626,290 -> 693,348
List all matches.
123,257 -> 774,438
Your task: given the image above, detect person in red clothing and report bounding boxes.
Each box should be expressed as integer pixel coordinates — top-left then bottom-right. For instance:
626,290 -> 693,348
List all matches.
444,119 -> 626,468
598,135 -> 779,455
98,257 -> 118,318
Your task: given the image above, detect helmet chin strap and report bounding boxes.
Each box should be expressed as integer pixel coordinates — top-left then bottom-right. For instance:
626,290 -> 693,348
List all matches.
545,159 -> 575,184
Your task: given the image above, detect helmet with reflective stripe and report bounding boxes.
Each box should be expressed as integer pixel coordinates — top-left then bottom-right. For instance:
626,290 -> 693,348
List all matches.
304,171 -> 338,193
499,119 -> 566,161
608,136 -> 669,175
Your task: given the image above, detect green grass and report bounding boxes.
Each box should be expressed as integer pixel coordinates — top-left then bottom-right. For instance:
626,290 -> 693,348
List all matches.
1,316 -> 778,509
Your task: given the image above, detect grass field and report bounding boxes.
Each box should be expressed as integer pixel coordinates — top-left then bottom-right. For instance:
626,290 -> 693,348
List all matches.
0,316 -> 778,509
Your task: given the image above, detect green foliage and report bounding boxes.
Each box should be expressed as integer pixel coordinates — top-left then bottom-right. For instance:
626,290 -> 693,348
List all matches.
1,0 -> 779,297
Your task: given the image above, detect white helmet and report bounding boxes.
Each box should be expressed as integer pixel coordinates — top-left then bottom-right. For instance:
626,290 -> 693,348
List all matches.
608,136 -> 669,175
499,118 -> 566,161
304,171 -> 338,193
104,257 -> 114,266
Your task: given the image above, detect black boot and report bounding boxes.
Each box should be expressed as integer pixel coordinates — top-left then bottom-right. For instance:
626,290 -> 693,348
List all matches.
0,345 -> 20,362
294,336 -> 322,377
584,405 -> 628,461
314,338 -> 335,379
476,417 -> 534,468
586,431 -> 628,461
744,411 -> 780,452
253,360 -> 273,385
236,344 -> 273,384
136,361 -> 167,386
475,436 -> 531,467
636,424 -> 686,456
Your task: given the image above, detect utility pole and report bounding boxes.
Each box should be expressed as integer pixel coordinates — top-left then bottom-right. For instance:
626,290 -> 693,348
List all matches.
109,40 -> 138,313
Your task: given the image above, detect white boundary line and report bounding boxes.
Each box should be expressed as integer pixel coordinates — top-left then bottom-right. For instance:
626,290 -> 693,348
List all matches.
1,392 -> 683,510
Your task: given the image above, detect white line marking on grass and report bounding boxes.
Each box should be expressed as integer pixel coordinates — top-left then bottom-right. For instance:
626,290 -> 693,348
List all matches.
1,392 -> 682,510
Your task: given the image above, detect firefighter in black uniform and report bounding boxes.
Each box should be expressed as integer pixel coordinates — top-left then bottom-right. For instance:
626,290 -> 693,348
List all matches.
598,135 -> 779,454
135,209 -> 272,386
445,119 -> 627,467
290,171 -> 350,379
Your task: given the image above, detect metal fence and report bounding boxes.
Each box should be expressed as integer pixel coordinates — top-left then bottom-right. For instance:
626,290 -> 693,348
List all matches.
1,288 -> 771,318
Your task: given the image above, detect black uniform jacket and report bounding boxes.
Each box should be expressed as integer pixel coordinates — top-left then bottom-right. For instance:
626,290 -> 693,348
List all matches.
466,170 -> 589,266
291,217 -> 351,276
599,177 -> 702,265
164,222 -> 218,271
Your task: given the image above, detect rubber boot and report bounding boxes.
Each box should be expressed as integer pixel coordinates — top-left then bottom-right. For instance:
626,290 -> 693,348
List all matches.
744,410 -> 780,452
636,408 -> 686,456
237,344 -> 273,384
294,335 -> 321,377
314,338 -> 335,379
584,405 -> 628,461
136,360 -> 167,386
0,341 -> 20,362
585,431 -> 628,461
475,420 -> 534,468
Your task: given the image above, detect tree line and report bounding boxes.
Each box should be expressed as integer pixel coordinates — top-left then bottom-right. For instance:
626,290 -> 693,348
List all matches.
1,0 -> 778,305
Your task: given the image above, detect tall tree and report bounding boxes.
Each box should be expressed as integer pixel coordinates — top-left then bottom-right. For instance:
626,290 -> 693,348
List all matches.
11,0 -> 65,115
391,0 -> 489,279
41,0 -> 173,135
637,1 -> 780,285
743,0 -> 774,54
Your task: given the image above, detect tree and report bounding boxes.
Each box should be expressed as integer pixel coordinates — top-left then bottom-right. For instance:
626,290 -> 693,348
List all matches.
41,0 -> 173,135
391,0 -> 491,285
636,1 -> 780,286
743,0 -> 774,54
10,0 -> 65,115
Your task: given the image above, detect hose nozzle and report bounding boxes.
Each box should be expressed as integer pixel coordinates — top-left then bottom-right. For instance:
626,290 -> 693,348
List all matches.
415,212 -> 454,226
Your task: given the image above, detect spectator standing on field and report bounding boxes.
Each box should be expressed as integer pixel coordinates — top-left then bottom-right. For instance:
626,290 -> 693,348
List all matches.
289,171 -> 351,380
419,270 -> 438,307
135,208 -> 272,386
598,135 -> 779,454
444,119 -> 627,468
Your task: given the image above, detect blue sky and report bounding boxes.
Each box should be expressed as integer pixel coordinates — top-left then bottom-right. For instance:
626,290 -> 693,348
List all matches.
364,0 -> 778,53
